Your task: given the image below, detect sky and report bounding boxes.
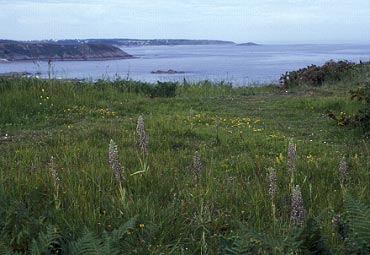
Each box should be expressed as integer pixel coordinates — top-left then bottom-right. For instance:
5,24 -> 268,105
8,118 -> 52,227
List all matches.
1,0 -> 370,44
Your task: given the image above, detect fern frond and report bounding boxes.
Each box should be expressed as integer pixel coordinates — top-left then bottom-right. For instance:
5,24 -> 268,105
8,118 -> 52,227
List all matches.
65,217 -> 137,255
29,225 -> 61,255
222,223 -> 303,255
298,218 -> 332,255
344,194 -> 370,250
106,216 -> 137,245
0,243 -> 23,255
219,235 -> 252,255
67,229 -> 103,255
99,216 -> 137,254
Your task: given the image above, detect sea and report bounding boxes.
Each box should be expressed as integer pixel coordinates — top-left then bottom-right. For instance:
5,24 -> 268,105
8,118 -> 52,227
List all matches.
1,44 -> 370,86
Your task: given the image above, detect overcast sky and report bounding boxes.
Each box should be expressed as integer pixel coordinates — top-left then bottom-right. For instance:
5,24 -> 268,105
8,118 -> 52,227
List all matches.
1,0 -> 369,43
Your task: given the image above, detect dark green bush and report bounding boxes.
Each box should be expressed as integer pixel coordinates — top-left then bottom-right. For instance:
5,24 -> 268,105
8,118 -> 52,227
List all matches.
94,79 -> 178,97
280,60 -> 361,88
329,82 -> 370,135
350,83 -> 370,135
150,81 -> 178,97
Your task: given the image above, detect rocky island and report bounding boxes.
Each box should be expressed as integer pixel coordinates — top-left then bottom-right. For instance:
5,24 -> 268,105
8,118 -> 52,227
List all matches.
151,69 -> 185,74
236,42 -> 259,46
0,41 -> 133,61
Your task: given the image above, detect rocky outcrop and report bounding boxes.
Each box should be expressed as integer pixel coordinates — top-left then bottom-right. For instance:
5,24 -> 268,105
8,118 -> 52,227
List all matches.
236,42 -> 259,46
0,42 -> 133,61
151,69 -> 185,74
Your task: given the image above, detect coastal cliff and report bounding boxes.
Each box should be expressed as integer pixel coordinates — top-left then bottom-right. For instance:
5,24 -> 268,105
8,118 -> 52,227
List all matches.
0,42 -> 133,61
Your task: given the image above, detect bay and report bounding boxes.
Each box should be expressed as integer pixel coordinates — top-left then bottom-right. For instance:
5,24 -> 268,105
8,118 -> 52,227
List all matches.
1,44 -> 370,86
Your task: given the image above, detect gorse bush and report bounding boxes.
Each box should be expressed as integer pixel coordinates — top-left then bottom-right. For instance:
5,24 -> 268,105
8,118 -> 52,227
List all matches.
279,60 -> 367,88
329,82 -> 370,135
350,82 -> 370,132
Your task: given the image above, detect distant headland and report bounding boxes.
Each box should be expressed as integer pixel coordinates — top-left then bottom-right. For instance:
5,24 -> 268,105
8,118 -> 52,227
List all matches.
0,41 -> 133,61
29,38 -> 237,47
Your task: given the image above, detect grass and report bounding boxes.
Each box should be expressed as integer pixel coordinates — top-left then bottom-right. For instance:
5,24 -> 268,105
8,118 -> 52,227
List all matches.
0,76 -> 369,254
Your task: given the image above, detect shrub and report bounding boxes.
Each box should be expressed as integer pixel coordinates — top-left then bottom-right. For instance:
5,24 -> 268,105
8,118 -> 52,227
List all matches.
150,81 -> 178,97
329,82 -> 370,135
94,79 -> 178,97
350,82 -> 370,131
280,60 -> 360,88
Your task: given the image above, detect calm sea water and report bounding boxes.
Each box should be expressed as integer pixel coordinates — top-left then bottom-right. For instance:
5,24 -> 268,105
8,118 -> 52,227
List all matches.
1,44 -> 370,86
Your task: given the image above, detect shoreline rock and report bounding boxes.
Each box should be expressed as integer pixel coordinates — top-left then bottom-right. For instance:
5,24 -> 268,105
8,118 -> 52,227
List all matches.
0,71 -> 32,77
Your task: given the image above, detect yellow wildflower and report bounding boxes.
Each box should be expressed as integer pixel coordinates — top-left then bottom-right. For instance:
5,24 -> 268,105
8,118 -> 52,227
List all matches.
306,154 -> 314,163
275,153 -> 284,164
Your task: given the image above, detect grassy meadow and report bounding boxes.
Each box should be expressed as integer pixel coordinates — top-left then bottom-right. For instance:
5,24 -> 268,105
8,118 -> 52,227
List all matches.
0,70 -> 369,254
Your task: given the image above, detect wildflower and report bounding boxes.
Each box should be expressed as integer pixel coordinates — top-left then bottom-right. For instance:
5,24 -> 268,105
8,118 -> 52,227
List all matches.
108,139 -> 125,183
353,153 -> 358,161
49,156 -> 60,193
268,167 -> 278,221
215,116 -> 220,129
287,138 -> 296,175
139,223 -> 145,228
306,154 -> 314,163
268,167 -> 278,201
136,115 -> 148,155
189,108 -> 195,118
291,185 -> 306,226
227,176 -> 233,190
275,153 -> 284,164
191,151 -> 203,185
338,156 -> 348,184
